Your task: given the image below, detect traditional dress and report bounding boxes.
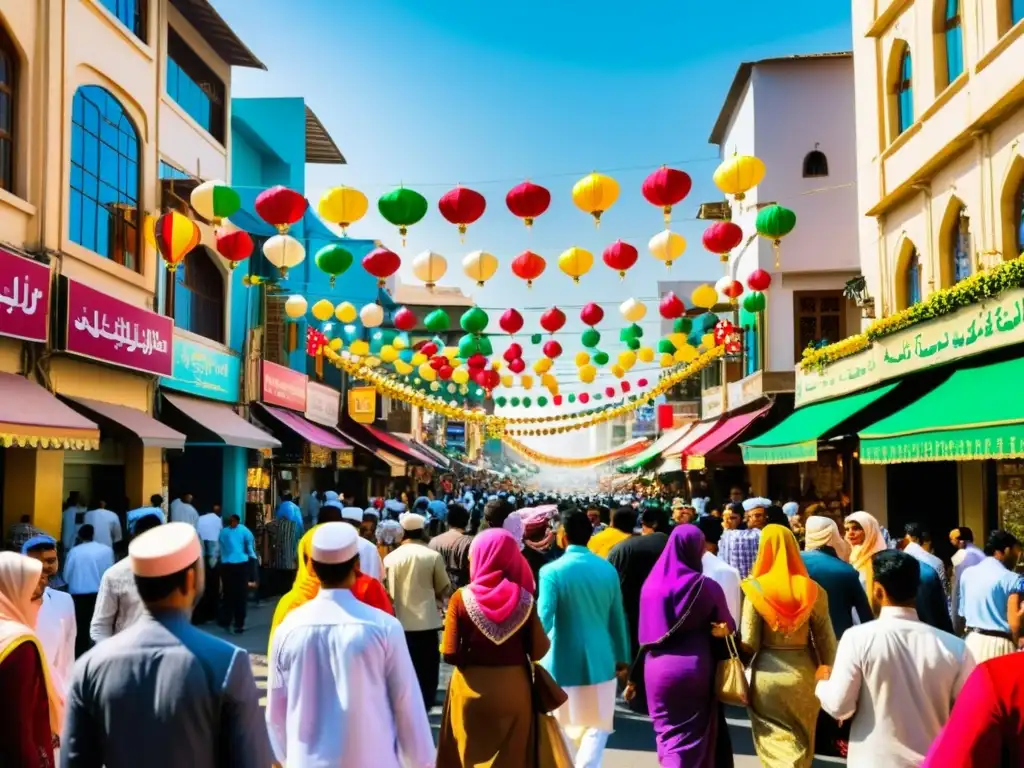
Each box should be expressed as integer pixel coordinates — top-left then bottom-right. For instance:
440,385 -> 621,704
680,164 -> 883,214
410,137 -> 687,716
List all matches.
437,528 -> 548,767
639,525 -> 734,768
608,529 -> 668,656
741,524 -> 838,768
846,511 -> 887,587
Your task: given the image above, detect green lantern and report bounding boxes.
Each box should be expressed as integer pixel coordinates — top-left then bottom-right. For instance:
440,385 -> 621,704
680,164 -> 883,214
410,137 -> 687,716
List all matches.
658,338 -> 676,354
424,308 -> 450,332
377,186 -> 428,244
743,291 -> 766,312
530,333 -> 543,345
495,396 -> 508,407
755,204 -> 797,268
592,350 -> 610,365
510,397 -> 521,407
314,243 -> 353,288
458,333 -> 485,359
673,317 -> 692,334
522,397 -> 532,407
537,396 -> 548,407
626,338 -> 641,351
568,393 -> 577,403
581,328 -> 601,348
460,306 -> 489,334
594,393 -> 603,401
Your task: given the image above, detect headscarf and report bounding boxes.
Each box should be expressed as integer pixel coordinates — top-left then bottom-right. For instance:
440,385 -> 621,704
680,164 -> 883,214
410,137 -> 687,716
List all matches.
638,524 -> 712,645
740,524 -> 820,636
783,502 -> 799,518
0,552 -> 63,734
846,511 -> 886,579
376,520 -> 404,547
804,516 -> 851,562
268,528 -> 320,652
519,505 -> 557,552
275,497 -> 303,525
502,513 -> 525,550
464,529 -> 536,644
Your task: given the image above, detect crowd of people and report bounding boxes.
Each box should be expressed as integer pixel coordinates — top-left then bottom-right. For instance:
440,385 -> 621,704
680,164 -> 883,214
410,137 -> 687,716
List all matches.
2,482 -> 1024,767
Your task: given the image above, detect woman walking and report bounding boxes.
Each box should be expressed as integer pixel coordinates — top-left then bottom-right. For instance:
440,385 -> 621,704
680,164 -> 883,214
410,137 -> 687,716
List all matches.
437,528 -> 550,767
845,511 -> 887,587
635,525 -> 735,768
741,525 -> 837,768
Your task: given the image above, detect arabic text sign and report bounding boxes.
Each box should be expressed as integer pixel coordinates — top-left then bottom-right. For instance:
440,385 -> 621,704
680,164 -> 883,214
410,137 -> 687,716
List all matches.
348,386 -> 377,424
64,279 -> 173,376
305,381 -> 340,427
0,247 -> 50,342
261,360 -> 307,411
161,334 -> 240,403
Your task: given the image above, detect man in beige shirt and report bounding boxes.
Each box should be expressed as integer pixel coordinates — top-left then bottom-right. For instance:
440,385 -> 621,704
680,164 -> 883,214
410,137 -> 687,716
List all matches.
383,512 -> 450,710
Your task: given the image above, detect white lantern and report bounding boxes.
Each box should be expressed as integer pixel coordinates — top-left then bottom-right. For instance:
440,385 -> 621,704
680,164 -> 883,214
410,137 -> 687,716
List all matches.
462,250 -> 499,287
412,250 -> 447,289
262,234 -> 306,277
360,303 -> 384,328
714,275 -> 734,302
648,230 -> 686,267
189,179 -> 229,224
619,297 -> 647,323
284,294 -> 308,319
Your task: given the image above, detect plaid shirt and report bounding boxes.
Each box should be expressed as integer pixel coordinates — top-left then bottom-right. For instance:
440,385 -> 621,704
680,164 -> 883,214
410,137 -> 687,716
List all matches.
720,528 -> 761,580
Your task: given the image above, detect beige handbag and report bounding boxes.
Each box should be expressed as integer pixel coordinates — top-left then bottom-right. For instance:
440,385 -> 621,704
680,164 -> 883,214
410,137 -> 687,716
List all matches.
715,634 -> 749,706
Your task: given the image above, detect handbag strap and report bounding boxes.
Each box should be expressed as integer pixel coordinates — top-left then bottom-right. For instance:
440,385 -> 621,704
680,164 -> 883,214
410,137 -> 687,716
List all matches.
629,579 -> 704,679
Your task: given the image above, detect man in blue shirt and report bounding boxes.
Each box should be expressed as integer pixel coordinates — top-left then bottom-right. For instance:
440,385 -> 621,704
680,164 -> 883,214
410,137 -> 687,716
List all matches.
218,514 -> 256,634
958,530 -> 1023,663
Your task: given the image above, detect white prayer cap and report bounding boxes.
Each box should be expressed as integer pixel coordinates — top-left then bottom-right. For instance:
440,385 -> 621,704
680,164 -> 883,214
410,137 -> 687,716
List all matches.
321,490 -> 342,510
399,512 -> 426,531
364,506 -> 380,519
341,506 -> 363,522
311,522 -> 359,564
742,497 -> 772,512
129,522 -> 201,578
783,502 -> 800,518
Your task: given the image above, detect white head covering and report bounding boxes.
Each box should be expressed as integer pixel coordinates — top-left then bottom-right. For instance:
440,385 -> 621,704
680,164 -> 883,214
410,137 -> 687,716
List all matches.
129,523 -> 201,578
364,506 -> 380,519
502,513 -> 525,550
376,520 -> 404,546
399,512 -> 426,531
311,522 -> 359,564
803,516 -> 852,562
742,497 -> 772,512
321,490 -> 342,510
341,506 -> 363,523
783,502 -> 800,518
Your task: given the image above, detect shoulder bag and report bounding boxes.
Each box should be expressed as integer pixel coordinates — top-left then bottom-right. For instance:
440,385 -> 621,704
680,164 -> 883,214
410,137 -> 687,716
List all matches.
715,634 -> 749,706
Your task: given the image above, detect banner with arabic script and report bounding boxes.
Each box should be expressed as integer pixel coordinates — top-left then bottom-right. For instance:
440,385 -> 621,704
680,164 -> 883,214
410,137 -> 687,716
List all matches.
60,278 -> 174,376
0,247 -> 50,343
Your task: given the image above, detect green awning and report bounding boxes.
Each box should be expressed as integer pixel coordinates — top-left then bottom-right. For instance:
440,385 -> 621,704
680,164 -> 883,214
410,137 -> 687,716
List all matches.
859,356 -> 1024,463
618,424 -> 692,472
741,383 -> 898,464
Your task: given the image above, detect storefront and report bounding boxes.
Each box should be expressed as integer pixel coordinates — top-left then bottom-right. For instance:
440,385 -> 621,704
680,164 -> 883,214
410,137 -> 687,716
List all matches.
682,400 -> 776,501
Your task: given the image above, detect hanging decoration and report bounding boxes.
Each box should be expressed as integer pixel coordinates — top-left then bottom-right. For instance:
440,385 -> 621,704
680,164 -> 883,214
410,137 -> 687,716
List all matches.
499,308 -> 524,335
581,328 -> 601,348
377,186 -> 428,246
558,246 -> 594,284
648,229 -> 686,269
189,180 -> 241,226
424,308 -> 450,332
214,229 -> 253,271
755,204 -> 797,268
335,301 -> 357,323
540,307 -> 566,334
702,221 -> 744,263
412,250 -> 447,289
314,243 -> 354,288
641,166 -> 692,227
715,276 -> 744,304
602,240 -> 639,279
511,250 -> 546,288
572,172 -> 620,227
659,291 -> 685,319
580,302 -> 604,327
362,246 -> 401,288
620,298 -> 647,323
713,154 -> 766,202
747,268 -> 772,291
462,250 -> 499,287
543,340 -> 563,360
438,186 -> 486,241
393,307 -> 417,332
691,283 -> 719,310
153,211 -> 201,272
742,291 -> 766,312
311,299 -> 335,322
284,295 -> 308,319
360,303 -> 384,328
255,185 -> 308,233
506,181 -> 551,229
317,185 -> 369,235
262,234 -> 306,278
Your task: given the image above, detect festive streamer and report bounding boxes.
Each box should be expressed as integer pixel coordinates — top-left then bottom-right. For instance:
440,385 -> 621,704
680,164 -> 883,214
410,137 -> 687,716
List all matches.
502,434 -> 651,468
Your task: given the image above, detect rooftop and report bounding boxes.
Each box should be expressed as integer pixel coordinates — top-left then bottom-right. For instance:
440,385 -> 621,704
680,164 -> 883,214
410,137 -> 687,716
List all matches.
170,0 -> 265,69
391,282 -> 475,308
305,106 -> 346,165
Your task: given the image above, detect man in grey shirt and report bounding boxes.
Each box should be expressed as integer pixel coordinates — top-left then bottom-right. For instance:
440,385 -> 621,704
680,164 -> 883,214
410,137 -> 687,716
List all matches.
61,522 -> 271,767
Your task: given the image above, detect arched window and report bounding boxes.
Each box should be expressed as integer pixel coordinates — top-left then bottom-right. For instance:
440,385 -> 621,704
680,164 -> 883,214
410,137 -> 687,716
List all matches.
906,247 -> 922,306
69,86 -> 141,270
0,26 -> 15,193
802,145 -> 829,178
896,49 -> 914,135
950,206 -> 972,283
98,0 -> 145,40
942,0 -> 964,86
167,246 -> 225,343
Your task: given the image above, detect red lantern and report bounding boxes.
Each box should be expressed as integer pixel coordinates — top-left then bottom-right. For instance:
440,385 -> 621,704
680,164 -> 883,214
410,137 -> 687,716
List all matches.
438,186 -> 486,241
362,247 -> 401,287
500,308 -> 524,335
621,381 -> 631,393
503,343 -> 523,362
215,230 -> 253,270
392,307 -> 417,331
657,403 -> 673,429
543,340 -> 563,359
553,394 -> 563,406
481,370 -> 500,390
659,291 -> 685,319
721,280 -> 744,300
638,378 -> 648,387
747,268 -> 772,291
467,354 -> 488,370
713,320 -> 736,345
255,185 -> 308,233
540,307 -> 566,334
602,240 -> 639,279
511,250 -> 546,288
605,386 -> 616,398
430,356 -> 446,371
642,166 -> 692,226
580,302 -> 604,327
306,328 -> 327,357
438,365 -> 453,380
579,392 -> 590,404
419,342 -> 438,357
506,181 -> 551,228
725,332 -> 743,355
509,358 -> 526,374
702,221 -> 743,262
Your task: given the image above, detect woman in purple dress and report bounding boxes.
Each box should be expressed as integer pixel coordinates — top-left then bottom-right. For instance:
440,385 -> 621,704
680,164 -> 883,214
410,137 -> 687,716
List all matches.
637,524 -> 735,768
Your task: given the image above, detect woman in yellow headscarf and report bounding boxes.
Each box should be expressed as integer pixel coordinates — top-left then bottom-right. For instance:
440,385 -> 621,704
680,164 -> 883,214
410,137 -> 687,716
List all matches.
844,511 -> 887,586
740,524 -> 837,768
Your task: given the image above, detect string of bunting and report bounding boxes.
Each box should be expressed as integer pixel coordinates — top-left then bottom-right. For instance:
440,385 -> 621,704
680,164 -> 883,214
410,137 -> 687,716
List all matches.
501,434 -> 651,468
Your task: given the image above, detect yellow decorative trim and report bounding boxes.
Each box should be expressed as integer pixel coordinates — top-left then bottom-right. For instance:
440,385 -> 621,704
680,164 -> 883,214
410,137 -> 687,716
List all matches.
0,433 -> 101,450
864,417 -> 1024,440
502,436 -> 646,468
976,18 -> 1024,75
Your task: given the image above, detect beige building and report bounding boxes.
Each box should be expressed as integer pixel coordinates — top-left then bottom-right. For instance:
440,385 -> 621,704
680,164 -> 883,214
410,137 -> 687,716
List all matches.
0,0 -> 260,536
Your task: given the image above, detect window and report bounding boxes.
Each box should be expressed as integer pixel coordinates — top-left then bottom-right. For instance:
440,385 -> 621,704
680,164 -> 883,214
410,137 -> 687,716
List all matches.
69,86 -> 141,271
0,27 -> 14,193
950,207 -> 972,283
165,246 -> 225,343
895,48 -> 914,135
906,248 -> 923,307
741,308 -> 760,376
97,0 -> 145,41
942,0 -> 964,85
1015,178 -> 1024,257
793,291 -> 846,363
166,28 -> 225,142
802,146 -> 828,178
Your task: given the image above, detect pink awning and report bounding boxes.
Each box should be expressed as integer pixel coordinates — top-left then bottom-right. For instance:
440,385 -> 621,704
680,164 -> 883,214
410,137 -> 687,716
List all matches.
163,394 -> 280,450
683,403 -> 774,463
0,373 -> 100,450
360,423 -> 442,467
64,396 -> 186,449
257,404 -> 352,451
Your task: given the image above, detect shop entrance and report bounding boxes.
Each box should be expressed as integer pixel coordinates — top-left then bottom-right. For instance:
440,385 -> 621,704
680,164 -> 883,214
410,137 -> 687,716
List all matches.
167,447 -> 224,512
886,461 -> 959,563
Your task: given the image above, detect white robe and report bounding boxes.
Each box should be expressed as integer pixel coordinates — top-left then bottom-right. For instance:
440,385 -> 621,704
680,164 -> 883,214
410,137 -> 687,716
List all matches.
36,587 -> 76,697
169,499 -> 200,528
267,588 -> 435,768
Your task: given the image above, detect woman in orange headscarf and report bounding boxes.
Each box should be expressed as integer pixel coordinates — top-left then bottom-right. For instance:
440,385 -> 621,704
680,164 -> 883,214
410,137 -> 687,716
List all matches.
740,525 -> 837,768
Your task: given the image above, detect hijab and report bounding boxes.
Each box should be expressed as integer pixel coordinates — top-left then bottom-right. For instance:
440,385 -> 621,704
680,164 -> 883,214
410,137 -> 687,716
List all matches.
0,552 -> 63,734
638,524 -> 710,645
846,511 -> 886,579
268,528 -> 320,653
804,516 -> 852,562
740,524 -> 820,636
464,529 -> 536,644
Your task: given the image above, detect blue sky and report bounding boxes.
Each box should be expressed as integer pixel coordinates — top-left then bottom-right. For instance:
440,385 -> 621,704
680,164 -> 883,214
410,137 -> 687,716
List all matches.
220,0 -> 852,396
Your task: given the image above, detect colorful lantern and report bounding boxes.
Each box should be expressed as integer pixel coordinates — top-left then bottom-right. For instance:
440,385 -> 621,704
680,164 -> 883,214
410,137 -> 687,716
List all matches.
579,364 -> 597,383
393,307 -> 417,331
284,295 -> 308,319
459,307 -> 489,334
362,247 -> 401,288
462,250 -> 499,287
691,284 -> 719,310
648,230 -> 686,268
335,302 -> 357,323
255,185 -> 308,233
579,392 -> 590,404
438,186 -> 486,241
215,229 -> 253,270
659,292 -> 685,319
311,299 -> 335,322
747,268 -> 772,292
581,328 -> 601,348
641,166 -> 692,226
511,250 -> 546,288
505,181 -> 551,228
602,240 -> 638,279
262,234 -> 306,278
509,358 -> 526,374
190,180 -> 240,225
720,278 -> 744,302
377,186 -> 428,246
755,204 -> 797,268
572,173 -> 619,227
424,308 -> 450,332
558,246 -> 594,284
317,186 -> 368,235
540,307 -> 566,334
713,154 -> 766,201
503,343 -> 523,362
702,221 -> 743,263
360,303 -> 384,328
620,298 -> 647,323
500,309 -> 524,335
743,291 -> 766,312
412,250 -> 447,289
153,211 -> 200,272
543,340 -> 562,359
713,319 -> 736,345
314,243 -> 353,288
580,302 -> 604,327
575,351 -> 590,366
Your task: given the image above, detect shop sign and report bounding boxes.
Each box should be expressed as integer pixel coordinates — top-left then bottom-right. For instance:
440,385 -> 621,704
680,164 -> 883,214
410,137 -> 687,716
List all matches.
336,449 -> 354,469
0,247 -> 50,342
62,278 -> 173,376
305,381 -> 340,427
161,333 -> 240,403
348,386 -> 377,424
261,360 -> 306,411
702,388 -> 723,419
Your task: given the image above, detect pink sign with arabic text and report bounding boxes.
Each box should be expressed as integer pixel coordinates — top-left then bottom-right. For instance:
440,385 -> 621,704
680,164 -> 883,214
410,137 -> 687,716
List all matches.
63,278 -> 174,376
262,360 -> 307,411
0,247 -> 51,343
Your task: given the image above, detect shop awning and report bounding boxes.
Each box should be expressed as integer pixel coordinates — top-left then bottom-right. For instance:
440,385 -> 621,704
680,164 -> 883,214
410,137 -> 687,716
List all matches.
360,423 -> 443,467
335,428 -> 406,474
655,420 -> 722,474
162,394 -> 280,450
257,404 -> 352,451
859,356 -> 1024,463
413,440 -> 452,468
683,402 -> 774,470
64,395 -> 187,449
0,373 -> 101,450
741,383 -> 899,465
618,424 -> 694,472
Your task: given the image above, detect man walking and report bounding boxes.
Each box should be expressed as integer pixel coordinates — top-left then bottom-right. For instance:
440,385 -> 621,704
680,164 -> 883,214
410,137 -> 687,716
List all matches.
64,524 -> 114,657
218,514 -> 256,634
957,530 -> 1024,662
719,497 -> 768,579
194,505 -> 223,624
90,514 -> 163,643
22,534 -> 76,695
429,502 -> 473,594
608,506 -> 668,655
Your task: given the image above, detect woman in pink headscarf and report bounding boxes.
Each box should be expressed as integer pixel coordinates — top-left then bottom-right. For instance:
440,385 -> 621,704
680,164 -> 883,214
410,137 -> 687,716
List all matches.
437,529 -> 550,767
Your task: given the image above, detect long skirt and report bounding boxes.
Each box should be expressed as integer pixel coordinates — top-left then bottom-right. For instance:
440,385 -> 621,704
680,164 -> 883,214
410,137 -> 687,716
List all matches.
748,648 -> 819,768
437,664 -> 535,768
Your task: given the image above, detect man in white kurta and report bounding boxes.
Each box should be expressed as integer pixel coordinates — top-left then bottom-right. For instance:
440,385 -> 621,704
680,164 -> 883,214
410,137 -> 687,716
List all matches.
22,534 -> 76,695
267,523 -> 435,768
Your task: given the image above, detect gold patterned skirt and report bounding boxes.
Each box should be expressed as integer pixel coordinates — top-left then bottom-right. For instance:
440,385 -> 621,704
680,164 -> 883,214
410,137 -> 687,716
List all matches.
747,647 -> 820,768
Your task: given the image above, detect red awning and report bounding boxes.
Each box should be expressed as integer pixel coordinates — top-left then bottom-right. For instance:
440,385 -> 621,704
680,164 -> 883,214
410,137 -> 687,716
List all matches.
64,396 -> 186,449
359,423 -> 443,467
257,404 -> 352,451
0,373 -> 101,450
683,403 -> 774,469
163,394 -> 280,450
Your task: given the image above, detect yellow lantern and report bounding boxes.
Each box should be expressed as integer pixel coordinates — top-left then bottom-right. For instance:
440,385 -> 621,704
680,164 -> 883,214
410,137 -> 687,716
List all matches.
558,246 -> 594,284
648,230 -> 686,268
328,338 -> 343,351
575,351 -> 590,367
462,250 -> 499,287
452,367 -> 470,385
675,345 -> 699,363
533,358 -> 553,374
669,333 -> 689,350
501,374 -> 514,388
620,298 -> 646,323
317,186 -> 369,235
611,364 -> 625,378
521,374 -> 534,390
659,353 -> 674,367
618,350 -> 636,370
491,360 -> 503,371
334,301 -> 357,323
284,295 -> 308,319
393,336 -> 407,350
541,373 -> 557,389
713,154 -> 766,201
443,346 -> 459,360
572,172 -> 620,227
701,333 -> 716,349
638,346 -> 654,363
579,364 -> 597,383
350,340 -> 370,356
380,345 -> 398,363
412,250 -> 447,289
311,298 -> 334,322
418,362 -> 437,382
691,284 -> 719,310
411,352 -> 428,366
